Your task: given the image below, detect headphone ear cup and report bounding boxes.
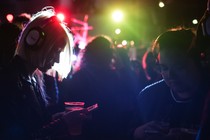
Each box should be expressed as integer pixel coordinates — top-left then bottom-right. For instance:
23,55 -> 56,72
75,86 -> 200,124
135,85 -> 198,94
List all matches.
25,27 -> 45,50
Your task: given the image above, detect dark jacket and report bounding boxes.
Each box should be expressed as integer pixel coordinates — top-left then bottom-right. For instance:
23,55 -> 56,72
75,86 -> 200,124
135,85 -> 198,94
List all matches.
133,79 -> 207,140
136,79 -> 206,128
0,56 -> 68,140
60,66 -> 136,140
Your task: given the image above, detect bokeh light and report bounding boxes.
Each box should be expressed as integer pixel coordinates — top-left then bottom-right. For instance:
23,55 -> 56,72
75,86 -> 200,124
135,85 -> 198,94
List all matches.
122,40 -> 127,46
159,1 -> 165,8
115,28 -> 121,34
6,14 -> 13,23
192,19 -> 198,25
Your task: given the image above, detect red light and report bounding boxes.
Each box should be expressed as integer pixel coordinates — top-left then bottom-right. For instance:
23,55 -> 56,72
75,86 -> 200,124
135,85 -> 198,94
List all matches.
6,14 -> 14,23
57,13 -> 65,22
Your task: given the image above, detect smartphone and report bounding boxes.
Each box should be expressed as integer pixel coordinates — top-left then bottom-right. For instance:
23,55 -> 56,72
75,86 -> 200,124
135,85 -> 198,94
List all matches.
87,103 -> 98,112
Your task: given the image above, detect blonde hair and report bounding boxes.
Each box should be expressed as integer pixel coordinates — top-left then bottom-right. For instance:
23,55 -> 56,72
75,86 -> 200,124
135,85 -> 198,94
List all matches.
16,6 -> 73,79
15,6 -> 74,106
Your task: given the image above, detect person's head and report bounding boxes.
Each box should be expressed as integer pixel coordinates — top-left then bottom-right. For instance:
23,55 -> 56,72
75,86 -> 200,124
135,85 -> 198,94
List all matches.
82,35 -> 114,68
12,13 -> 31,30
16,6 -> 73,78
152,27 -> 203,98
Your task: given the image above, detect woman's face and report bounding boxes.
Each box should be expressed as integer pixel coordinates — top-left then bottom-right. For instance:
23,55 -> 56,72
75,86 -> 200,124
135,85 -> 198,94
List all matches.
38,38 -> 66,72
159,48 -> 201,96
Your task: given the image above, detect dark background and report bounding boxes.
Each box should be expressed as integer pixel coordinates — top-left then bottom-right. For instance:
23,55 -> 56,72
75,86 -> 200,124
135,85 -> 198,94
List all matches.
0,0 -> 208,46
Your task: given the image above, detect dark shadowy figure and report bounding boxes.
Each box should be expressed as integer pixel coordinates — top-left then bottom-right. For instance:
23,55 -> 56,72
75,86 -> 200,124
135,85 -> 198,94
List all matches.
114,47 -> 141,96
130,59 -> 148,91
12,13 -> 31,30
0,22 -> 21,68
0,7 -> 88,140
195,0 -> 210,139
60,35 -> 136,140
133,28 -> 208,140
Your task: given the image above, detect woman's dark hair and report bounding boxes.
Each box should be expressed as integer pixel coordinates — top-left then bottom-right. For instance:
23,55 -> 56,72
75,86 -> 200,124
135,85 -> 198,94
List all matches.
152,27 -> 200,65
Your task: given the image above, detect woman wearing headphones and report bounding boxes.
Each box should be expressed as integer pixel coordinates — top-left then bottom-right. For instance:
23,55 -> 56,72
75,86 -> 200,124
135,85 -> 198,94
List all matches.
0,6 -> 88,140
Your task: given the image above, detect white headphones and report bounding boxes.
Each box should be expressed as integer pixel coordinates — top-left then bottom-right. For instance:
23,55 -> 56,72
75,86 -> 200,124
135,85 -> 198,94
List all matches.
24,14 -> 59,50
24,26 -> 46,49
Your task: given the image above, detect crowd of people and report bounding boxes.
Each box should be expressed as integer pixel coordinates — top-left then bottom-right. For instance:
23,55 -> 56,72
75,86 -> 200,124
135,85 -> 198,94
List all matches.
0,2 -> 210,140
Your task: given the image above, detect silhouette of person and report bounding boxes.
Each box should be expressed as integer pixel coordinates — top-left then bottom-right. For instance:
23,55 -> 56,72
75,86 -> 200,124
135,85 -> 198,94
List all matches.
60,35 -> 135,140
0,22 -> 21,69
12,13 -> 31,30
195,0 -> 210,139
0,6 -> 88,140
133,28 -> 208,140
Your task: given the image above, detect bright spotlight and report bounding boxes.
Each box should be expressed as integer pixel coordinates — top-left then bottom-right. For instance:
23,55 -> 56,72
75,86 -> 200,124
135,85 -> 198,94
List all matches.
57,13 -> 65,22
112,10 -> 123,23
